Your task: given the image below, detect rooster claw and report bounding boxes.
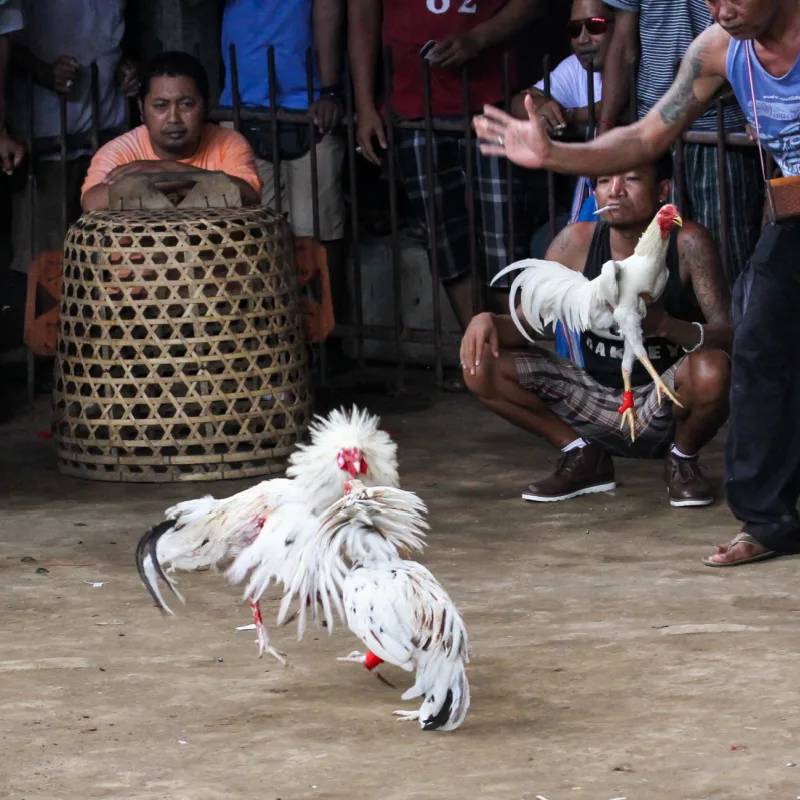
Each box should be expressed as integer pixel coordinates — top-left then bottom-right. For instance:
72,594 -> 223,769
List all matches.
619,407 -> 637,441
392,709 -> 420,722
337,650 -> 366,664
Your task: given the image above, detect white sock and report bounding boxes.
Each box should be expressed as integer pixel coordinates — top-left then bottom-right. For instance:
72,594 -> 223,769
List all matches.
670,443 -> 696,460
562,437 -> 588,453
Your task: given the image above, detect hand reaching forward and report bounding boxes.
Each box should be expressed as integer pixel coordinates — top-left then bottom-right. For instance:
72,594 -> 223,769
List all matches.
473,94 -> 552,169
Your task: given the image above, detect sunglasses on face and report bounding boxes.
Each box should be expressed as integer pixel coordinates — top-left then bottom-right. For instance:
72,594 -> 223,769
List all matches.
567,16 -> 610,38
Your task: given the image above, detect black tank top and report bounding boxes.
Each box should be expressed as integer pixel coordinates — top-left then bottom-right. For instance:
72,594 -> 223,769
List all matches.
580,222 -> 690,389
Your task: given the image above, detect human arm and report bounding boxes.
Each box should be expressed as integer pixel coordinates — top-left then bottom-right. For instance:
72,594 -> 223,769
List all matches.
598,8 -> 639,133
347,0 -> 385,164
475,26 -> 728,176
81,160 -> 260,211
310,0 -> 344,133
0,36 -> 23,173
460,222 -> 590,370
428,0 -> 545,69
644,222 -> 732,352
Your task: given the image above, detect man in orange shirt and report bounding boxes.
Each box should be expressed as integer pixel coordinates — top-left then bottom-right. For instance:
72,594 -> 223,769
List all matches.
82,51 -> 261,210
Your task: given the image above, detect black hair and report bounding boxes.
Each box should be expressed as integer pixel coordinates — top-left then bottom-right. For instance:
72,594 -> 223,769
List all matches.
592,151 -> 674,186
653,151 -> 674,184
139,51 -> 210,108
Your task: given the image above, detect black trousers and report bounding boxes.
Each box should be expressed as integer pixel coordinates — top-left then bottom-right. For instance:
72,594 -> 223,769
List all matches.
726,220 -> 800,553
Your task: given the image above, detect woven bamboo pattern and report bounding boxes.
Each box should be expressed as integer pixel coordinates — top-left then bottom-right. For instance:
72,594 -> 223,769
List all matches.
53,207 -> 311,482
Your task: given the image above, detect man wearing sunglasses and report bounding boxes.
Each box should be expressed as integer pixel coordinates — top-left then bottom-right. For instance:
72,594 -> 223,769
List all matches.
474,0 -> 800,569
512,0 -> 613,137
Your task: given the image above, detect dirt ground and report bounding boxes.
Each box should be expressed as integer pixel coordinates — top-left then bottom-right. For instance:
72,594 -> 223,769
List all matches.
2,385 -> 800,800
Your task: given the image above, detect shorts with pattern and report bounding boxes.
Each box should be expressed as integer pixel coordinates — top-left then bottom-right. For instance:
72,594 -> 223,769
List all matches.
394,125 -> 531,285
514,345 -> 686,458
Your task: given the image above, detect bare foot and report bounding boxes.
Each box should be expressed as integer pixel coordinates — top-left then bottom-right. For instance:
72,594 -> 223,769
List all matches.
703,532 -> 775,567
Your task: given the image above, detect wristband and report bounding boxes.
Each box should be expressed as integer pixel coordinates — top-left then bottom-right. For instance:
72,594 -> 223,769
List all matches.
682,321 -> 705,353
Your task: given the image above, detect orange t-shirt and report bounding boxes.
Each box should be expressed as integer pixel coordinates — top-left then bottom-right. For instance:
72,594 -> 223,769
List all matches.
81,123 -> 262,197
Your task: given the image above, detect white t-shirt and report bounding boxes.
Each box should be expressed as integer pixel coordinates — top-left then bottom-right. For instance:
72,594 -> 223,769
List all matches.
533,53 -> 603,108
0,0 -> 24,35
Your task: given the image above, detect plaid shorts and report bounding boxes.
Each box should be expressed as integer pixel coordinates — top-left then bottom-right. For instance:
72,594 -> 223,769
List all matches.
514,345 -> 686,458
395,126 -> 530,285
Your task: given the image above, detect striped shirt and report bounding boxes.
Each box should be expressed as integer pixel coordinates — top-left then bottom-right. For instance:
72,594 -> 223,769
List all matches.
604,0 -> 746,131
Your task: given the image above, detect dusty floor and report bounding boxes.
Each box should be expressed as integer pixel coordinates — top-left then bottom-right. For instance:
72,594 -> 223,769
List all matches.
2,384 -> 800,800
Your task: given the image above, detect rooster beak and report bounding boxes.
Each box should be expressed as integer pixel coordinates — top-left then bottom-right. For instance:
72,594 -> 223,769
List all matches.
673,213 -> 683,227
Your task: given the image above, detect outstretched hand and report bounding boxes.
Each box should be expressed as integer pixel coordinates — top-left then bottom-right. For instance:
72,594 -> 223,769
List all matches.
473,94 -> 552,169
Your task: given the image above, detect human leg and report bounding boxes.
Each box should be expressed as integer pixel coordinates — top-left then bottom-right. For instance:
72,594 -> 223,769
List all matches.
707,222 -> 800,564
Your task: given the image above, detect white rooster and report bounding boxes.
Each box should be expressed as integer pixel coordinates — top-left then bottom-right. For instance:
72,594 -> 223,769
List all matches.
280,480 -> 470,732
492,203 -> 684,440
135,406 -> 399,662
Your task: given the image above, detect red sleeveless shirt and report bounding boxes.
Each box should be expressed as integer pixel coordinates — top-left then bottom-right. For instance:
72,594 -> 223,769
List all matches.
382,0 -> 510,119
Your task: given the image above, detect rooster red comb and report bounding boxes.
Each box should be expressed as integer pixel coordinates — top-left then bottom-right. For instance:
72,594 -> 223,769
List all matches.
657,204 -> 683,238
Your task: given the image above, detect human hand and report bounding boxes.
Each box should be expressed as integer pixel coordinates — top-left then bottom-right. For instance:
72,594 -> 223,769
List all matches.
427,32 -> 480,69
641,300 -> 667,337
117,59 -> 140,97
0,130 -> 24,175
356,106 -> 387,166
48,55 -> 80,94
474,94 -> 552,169
534,98 -> 568,136
309,94 -> 342,134
105,160 -> 190,184
460,312 -> 499,376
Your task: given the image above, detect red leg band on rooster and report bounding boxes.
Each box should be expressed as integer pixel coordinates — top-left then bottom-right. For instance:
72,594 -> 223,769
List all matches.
618,390 -> 634,415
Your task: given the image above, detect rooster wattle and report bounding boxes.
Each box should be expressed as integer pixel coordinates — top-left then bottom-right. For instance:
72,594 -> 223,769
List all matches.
492,203 -> 684,440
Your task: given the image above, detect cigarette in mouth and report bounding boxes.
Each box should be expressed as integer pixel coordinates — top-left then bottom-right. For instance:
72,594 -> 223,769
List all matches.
593,204 -> 619,215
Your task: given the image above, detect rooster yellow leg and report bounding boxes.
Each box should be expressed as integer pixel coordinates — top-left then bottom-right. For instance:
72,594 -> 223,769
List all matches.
618,370 -> 636,442
248,599 -> 287,664
636,353 -> 684,407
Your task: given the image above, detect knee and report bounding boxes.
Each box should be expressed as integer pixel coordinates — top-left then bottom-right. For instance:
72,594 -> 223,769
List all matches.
684,349 -> 731,403
462,355 -> 500,400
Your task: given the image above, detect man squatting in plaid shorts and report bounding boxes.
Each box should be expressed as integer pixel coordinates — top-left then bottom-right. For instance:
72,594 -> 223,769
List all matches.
461,154 -> 732,508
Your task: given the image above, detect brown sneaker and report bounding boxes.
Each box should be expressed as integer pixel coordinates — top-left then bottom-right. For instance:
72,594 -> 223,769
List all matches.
522,442 -> 615,502
664,452 -> 713,507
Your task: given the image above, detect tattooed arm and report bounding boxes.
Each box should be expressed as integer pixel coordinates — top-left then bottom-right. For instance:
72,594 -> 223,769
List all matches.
651,221 -> 732,352
475,25 -> 729,176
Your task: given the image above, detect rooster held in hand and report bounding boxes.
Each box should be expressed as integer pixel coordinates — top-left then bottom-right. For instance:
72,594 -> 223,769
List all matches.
281,481 -> 470,732
492,203 -> 684,440
135,407 -> 399,662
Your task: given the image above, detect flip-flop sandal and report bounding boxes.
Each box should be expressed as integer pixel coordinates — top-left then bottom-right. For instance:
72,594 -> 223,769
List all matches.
702,531 -> 778,567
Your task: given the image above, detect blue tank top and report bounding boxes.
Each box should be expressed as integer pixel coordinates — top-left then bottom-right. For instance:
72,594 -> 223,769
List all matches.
726,38 -> 800,176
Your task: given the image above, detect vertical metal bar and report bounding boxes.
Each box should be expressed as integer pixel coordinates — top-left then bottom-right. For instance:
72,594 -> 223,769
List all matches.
305,48 -> 321,241
543,55 -> 556,245
715,97 -> 730,278
628,60 -> 638,124
422,56 -> 443,388
586,58 -> 595,139
59,93 -> 68,236
382,47 -> 404,391
502,50 -> 515,280
229,42 -> 242,132
462,66 -> 480,315
26,72 -> 36,403
89,62 -> 100,152
305,47 -> 325,384
343,63 -> 364,367
267,46 -> 282,214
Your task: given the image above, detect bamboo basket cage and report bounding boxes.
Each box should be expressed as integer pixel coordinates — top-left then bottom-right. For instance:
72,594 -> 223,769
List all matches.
53,206 -> 311,482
